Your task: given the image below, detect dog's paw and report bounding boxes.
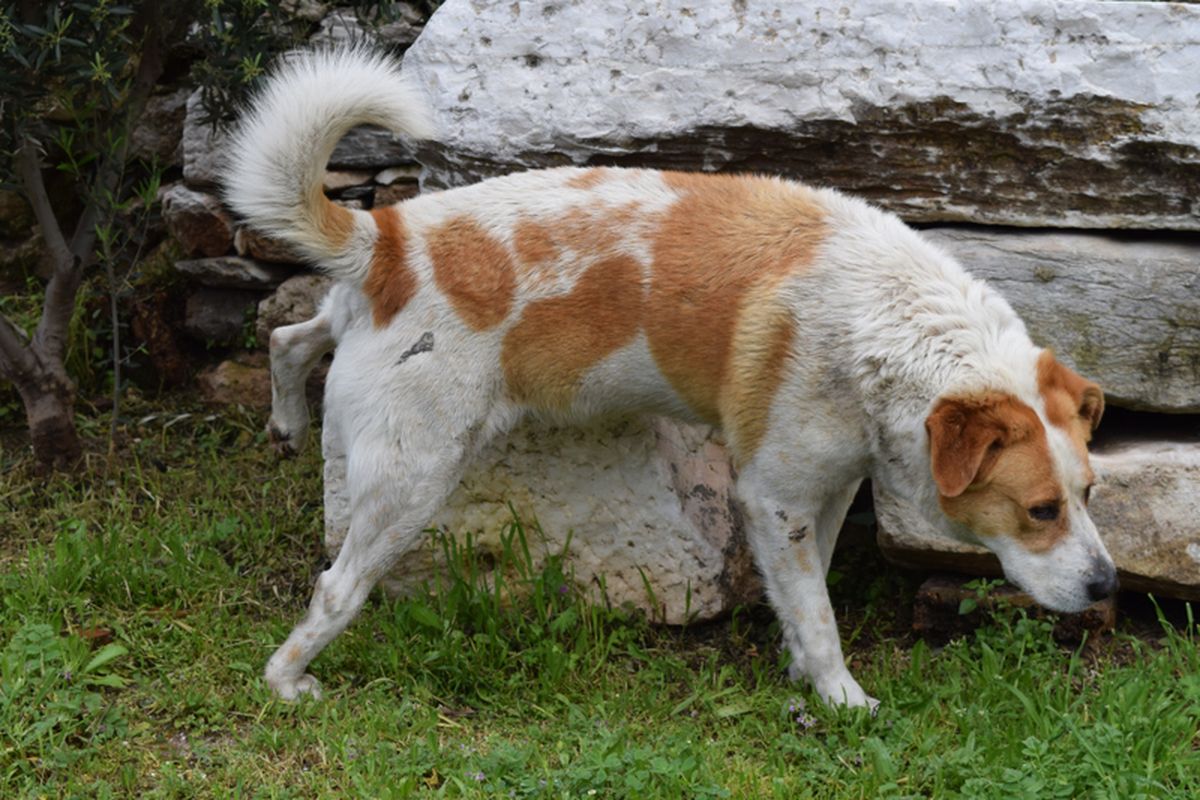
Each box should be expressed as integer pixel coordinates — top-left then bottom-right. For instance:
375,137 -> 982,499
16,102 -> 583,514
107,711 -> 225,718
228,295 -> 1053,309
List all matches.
814,673 -> 876,712
267,671 -> 323,701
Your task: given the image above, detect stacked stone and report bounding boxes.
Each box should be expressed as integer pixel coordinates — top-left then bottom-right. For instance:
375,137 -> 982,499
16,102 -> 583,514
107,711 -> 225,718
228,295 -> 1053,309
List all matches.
323,0 -> 1200,619
162,7 -> 425,405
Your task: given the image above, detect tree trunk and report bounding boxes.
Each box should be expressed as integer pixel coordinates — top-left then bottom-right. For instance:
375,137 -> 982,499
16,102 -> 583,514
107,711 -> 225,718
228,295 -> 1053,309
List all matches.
11,364 -> 83,471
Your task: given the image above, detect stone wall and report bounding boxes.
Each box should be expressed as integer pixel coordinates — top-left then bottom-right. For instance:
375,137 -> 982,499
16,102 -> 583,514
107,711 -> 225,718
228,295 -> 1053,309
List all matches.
162,1 -> 1199,618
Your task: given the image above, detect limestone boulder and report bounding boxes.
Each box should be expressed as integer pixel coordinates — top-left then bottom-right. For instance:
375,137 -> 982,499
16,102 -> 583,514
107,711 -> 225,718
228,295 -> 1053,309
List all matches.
404,0 -> 1200,230
876,434 -> 1200,601
924,228 -> 1200,413
131,87 -> 190,166
324,415 -> 760,623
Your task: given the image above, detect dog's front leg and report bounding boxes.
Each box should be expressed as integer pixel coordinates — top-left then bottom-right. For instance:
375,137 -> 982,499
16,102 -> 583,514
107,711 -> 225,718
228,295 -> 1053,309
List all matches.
739,480 -> 877,711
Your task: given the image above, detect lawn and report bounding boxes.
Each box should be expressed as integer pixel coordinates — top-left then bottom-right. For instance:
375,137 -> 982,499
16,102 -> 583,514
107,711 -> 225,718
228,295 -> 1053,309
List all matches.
1,398 -> 1198,798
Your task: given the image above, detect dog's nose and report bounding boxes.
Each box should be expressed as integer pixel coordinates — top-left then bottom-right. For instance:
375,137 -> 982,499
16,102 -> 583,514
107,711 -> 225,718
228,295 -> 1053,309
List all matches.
1085,562 -> 1119,603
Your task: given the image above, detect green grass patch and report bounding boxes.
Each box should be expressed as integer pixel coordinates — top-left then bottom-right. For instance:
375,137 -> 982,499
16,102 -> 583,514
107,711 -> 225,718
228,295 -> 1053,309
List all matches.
1,397 -> 1198,797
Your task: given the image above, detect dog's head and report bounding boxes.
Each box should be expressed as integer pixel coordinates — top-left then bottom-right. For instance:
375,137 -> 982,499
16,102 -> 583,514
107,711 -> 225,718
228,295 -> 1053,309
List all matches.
925,352 -> 1115,612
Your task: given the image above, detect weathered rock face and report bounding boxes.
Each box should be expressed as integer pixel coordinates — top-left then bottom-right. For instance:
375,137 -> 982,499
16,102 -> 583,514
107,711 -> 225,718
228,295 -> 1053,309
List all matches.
324,415 -> 760,623
924,227 -> 1200,413
132,87 -> 190,166
183,288 -> 260,347
876,433 -> 1200,601
175,256 -> 292,290
255,274 -> 333,347
182,89 -> 228,188
161,183 -> 234,257
404,0 -> 1200,230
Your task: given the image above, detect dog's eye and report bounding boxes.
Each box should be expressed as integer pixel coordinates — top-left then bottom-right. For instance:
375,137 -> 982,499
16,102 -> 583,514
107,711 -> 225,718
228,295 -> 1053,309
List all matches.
1028,503 -> 1060,522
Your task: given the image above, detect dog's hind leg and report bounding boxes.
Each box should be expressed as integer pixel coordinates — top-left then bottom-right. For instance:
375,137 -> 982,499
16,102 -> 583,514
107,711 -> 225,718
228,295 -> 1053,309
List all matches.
264,401 -> 517,700
267,308 -> 335,456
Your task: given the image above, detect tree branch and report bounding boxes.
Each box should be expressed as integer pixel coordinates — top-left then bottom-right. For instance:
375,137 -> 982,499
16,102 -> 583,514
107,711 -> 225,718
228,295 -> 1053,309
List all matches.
14,142 -> 73,271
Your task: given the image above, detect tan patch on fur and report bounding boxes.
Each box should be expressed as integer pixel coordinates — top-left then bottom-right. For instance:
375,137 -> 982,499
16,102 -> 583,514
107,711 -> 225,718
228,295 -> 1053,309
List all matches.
721,290 -> 796,463
312,186 -> 356,249
429,216 -> 516,331
502,254 -> 644,409
930,393 -> 1069,553
513,219 -> 558,271
1037,350 -> 1104,456
566,168 -> 609,190
646,172 -> 826,425
285,644 -> 302,664
363,207 -> 416,327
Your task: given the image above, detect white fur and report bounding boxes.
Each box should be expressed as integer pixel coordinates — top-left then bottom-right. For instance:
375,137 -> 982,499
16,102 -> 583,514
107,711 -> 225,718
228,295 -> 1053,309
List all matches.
244,51 -> 1116,710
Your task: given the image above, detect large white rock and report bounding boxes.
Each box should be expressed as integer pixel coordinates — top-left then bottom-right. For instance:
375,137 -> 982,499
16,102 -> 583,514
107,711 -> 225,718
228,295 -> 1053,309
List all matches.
404,0 -> 1200,229
876,434 -> 1200,601
924,228 -> 1200,413
324,415 -> 760,623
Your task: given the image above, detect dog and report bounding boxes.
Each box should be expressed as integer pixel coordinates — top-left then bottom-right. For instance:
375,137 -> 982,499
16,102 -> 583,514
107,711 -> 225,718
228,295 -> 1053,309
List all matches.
225,49 -> 1117,709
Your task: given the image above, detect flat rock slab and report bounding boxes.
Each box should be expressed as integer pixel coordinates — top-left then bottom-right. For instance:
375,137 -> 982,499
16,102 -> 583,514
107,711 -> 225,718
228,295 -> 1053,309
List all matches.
405,0 -> 1200,229
175,256 -> 293,290
877,435 -> 1200,601
325,415 -> 761,623
924,227 -> 1200,413
160,183 -> 233,258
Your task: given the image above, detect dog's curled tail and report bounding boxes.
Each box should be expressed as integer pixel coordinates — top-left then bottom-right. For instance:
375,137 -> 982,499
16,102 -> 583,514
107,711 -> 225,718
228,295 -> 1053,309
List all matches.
223,47 -> 432,282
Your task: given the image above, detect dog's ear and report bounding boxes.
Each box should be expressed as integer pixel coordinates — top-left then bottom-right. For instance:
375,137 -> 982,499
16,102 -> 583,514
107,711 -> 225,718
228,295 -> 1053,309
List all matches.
1037,351 -> 1104,438
925,397 -> 1008,498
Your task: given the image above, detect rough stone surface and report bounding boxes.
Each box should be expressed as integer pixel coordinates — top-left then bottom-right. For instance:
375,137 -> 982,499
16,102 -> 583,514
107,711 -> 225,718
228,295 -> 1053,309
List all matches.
925,227 -> 1200,413
182,89 -> 228,188
876,433 -> 1200,601
131,87 -> 190,166
234,226 -> 302,264
325,415 -> 760,623
329,125 -> 421,169
184,288 -> 260,346
374,182 -> 420,207
160,183 -> 233,257
197,353 -> 271,407
405,0 -> 1200,229
175,256 -> 292,290
255,274 -> 333,347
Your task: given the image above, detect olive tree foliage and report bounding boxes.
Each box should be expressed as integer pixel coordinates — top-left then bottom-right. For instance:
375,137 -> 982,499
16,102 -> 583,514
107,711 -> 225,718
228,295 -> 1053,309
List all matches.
0,0 -> 414,471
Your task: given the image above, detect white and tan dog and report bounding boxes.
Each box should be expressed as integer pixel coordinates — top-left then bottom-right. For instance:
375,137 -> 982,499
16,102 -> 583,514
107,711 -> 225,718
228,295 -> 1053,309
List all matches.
226,49 -> 1117,709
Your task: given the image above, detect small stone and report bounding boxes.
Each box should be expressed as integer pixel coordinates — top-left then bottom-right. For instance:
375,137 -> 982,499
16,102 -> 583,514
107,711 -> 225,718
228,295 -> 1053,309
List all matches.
160,183 -> 233,257
197,353 -> 271,407
175,256 -> 293,290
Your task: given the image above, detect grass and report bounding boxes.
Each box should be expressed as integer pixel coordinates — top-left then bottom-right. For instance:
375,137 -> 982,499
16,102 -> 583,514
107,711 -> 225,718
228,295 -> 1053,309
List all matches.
1,396 -> 1199,798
